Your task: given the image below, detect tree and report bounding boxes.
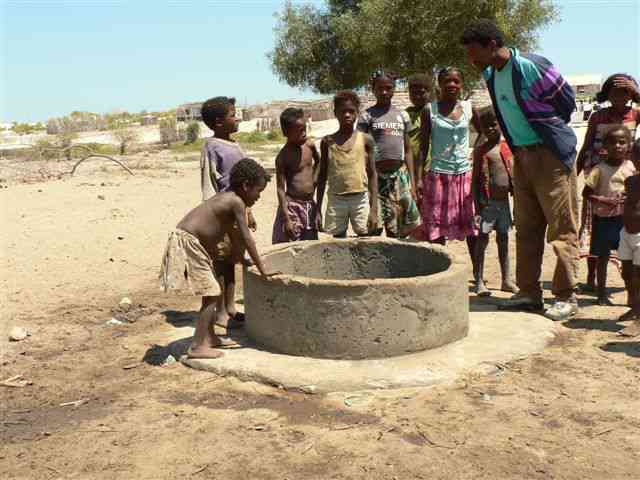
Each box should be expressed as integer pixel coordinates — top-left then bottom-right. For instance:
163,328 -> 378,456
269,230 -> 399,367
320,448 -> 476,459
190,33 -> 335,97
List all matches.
269,0 -> 558,93
185,121 -> 200,144
159,117 -> 179,147
112,126 -> 140,155
53,118 -> 79,161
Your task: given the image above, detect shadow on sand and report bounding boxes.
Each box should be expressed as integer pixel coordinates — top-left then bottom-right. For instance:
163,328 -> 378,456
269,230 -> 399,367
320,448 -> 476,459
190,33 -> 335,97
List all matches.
600,341 -> 640,358
143,309 -> 255,365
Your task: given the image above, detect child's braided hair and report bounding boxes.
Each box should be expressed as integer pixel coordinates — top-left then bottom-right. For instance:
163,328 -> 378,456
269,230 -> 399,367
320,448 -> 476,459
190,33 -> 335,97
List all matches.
370,70 -> 398,89
229,158 -> 271,192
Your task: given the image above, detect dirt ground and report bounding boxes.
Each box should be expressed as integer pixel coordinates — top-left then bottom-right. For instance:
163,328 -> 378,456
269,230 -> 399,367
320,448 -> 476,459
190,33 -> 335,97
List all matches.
1,144 -> 639,480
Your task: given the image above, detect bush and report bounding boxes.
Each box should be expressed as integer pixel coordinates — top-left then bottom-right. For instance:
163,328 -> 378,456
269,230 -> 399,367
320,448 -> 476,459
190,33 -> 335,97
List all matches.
185,122 -> 200,144
159,118 -> 178,147
266,128 -> 285,142
233,131 -> 269,145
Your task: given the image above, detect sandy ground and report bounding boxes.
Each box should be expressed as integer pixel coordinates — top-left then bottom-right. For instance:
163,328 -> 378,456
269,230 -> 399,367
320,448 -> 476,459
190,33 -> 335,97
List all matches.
1,137 -> 639,480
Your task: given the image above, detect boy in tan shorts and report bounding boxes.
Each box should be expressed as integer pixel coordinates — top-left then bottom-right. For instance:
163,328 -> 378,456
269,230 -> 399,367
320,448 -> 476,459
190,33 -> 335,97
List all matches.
160,159 -> 278,358
318,90 -> 379,237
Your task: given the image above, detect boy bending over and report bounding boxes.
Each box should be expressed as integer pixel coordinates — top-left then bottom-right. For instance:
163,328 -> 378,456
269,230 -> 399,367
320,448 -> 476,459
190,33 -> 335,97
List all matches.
472,107 -> 518,296
160,158 -> 278,359
318,90 -> 379,237
272,107 -> 321,243
618,138 -> 640,336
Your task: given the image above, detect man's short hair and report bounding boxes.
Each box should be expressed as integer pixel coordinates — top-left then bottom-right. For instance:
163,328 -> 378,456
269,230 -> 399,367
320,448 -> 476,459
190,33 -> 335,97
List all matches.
201,96 -> 235,131
229,158 -> 271,191
279,107 -> 304,134
333,90 -> 360,111
460,19 -> 505,48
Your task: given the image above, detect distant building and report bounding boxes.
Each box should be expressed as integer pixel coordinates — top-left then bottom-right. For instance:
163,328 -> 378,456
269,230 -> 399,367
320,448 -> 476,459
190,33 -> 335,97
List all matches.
176,102 -> 203,122
140,114 -> 158,126
566,74 -> 602,99
176,101 -> 244,123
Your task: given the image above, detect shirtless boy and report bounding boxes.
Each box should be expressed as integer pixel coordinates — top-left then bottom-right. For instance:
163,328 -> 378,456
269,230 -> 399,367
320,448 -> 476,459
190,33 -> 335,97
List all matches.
618,138 -> 640,336
272,107 -> 321,243
472,107 -> 518,296
160,158 -> 278,358
317,90 -> 379,237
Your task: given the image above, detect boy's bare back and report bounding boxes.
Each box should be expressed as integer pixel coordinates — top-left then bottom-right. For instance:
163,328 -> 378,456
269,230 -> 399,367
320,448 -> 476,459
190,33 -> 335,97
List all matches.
276,140 -> 318,201
624,174 -> 640,234
177,192 -> 246,256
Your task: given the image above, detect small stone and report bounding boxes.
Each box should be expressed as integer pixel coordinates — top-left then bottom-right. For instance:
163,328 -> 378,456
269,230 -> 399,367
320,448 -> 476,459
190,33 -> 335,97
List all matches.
97,194 -> 105,200
118,297 -> 132,311
300,385 -> 318,394
9,327 -> 28,341
482,393 -> 492,402
163,355 -> 177,366
105,318 -> 124,326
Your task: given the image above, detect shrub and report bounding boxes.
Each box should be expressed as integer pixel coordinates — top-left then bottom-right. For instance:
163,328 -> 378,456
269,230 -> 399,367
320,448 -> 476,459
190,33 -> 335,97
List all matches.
185,122 -> 200,144
159,118 -> 178,147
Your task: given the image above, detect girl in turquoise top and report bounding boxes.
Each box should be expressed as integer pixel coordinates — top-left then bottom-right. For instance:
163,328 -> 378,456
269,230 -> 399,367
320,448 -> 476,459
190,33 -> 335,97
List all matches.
414,68 -> 481,267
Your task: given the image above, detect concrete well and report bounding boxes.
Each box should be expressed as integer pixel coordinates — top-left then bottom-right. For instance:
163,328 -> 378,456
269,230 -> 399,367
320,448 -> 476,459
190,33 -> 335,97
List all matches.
244,238 -> 469,360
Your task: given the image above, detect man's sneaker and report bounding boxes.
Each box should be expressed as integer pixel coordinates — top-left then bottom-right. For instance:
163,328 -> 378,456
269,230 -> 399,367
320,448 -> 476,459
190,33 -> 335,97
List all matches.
499,293 -> 544,311
545,297 -> 579,321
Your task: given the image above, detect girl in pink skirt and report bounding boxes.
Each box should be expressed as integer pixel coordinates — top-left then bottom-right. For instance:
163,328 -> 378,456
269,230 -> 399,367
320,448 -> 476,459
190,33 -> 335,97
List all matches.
413,67 -> 481,268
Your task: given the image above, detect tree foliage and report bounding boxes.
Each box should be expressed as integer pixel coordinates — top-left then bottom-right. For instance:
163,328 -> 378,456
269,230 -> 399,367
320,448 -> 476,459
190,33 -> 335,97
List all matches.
185,122 -> 201,145
112,124 -> 140,155
159,117 -> 179,147
269,0 -> 558,93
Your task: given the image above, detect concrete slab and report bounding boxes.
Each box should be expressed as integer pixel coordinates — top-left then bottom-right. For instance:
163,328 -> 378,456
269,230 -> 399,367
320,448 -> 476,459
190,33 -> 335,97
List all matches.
173,310 -> 556,393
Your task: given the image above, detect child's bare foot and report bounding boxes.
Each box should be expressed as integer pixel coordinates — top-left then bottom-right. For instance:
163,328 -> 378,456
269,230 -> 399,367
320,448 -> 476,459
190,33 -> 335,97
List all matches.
187,345 -> 224,359
618,321 -> 640,337
501,280 -> 519,294
597,295 -> 614,306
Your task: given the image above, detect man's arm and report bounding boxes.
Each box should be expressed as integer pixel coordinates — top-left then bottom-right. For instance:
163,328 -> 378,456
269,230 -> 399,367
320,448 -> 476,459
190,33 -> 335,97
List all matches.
523,55 -> 576,123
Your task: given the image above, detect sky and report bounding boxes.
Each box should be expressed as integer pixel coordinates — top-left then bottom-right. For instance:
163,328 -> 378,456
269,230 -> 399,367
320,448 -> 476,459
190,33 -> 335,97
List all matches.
1,0 -> 639,123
